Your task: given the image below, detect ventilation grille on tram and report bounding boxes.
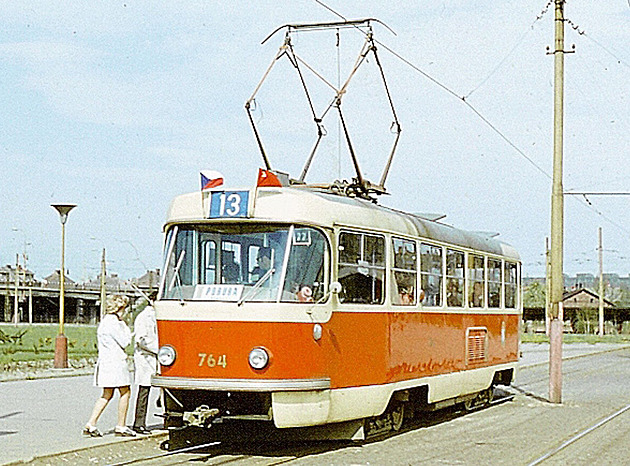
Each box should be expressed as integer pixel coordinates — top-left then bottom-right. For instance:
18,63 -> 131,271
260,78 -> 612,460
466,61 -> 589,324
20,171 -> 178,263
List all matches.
466,327 -> 488,364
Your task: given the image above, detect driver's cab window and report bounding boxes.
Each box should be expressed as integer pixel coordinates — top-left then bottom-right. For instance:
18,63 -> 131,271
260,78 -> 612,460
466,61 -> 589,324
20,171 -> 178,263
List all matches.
338,231 -> 385,305
201,240 -> 216,284
281,228 -> 329,303
243,234 -> 287,299
249,245 -> 274,283
221,242 -> 241,284
161,224 -> 328,303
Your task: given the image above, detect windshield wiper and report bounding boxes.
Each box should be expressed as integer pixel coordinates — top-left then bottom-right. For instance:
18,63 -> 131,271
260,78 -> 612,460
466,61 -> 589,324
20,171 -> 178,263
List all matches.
237,268 -> 275,306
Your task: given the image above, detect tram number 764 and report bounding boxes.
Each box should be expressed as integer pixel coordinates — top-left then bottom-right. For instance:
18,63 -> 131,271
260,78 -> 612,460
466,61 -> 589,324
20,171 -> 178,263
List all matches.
198,353 -> 227,368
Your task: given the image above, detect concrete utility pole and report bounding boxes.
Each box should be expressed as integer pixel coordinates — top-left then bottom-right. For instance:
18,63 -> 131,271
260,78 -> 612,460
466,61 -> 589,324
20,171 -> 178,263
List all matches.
28,288 -> 32,325
545,237 -> 551,335
14,253 -> 19,326
598,227 -> 604,336
549,0 -> 567,404
100,248 -> 106,319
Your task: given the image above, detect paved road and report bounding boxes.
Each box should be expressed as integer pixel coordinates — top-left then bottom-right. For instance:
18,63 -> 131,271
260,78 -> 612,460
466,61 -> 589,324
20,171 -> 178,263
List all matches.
1,374 -> 162,465
2,343 -> 630,465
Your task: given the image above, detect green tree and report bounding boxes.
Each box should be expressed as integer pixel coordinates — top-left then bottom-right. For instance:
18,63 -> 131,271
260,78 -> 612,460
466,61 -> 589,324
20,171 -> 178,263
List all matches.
523,281 -> 546,307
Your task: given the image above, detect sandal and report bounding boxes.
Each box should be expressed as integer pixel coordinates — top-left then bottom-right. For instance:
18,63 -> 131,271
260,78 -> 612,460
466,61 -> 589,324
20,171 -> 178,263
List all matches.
82,425 -> 103,437
114,426 -> 137,437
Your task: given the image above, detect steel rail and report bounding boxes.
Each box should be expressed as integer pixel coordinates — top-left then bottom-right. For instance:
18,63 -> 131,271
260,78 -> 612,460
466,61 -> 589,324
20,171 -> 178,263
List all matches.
527,402 -> 630,466
106,440 -> 221,466
519,344 -> 630,370
112,349 -> 630,465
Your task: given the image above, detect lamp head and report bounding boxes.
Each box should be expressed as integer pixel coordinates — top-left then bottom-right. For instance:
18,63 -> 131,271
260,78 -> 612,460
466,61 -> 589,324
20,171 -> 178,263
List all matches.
51,203 -> 76,225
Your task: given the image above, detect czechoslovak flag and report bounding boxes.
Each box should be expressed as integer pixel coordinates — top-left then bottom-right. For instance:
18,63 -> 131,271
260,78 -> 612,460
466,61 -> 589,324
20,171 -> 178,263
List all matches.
257,168 -> 282,187
200,170 -> 224,191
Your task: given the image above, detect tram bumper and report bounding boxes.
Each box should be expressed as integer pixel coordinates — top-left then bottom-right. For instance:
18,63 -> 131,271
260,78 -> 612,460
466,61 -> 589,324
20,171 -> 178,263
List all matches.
271,389 -> 330,427
152,375 -> 332,428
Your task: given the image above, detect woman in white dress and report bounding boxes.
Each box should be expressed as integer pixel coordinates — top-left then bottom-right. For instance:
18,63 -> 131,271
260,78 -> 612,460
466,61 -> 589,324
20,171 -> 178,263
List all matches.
83,295 -> 136,437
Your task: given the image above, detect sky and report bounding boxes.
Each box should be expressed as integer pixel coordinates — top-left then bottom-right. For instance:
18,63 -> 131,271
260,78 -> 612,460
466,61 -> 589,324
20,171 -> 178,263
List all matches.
0,1 -> 628,282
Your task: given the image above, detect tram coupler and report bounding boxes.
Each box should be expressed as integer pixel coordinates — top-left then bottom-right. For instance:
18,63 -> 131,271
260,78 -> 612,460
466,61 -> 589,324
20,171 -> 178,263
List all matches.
182,405 -> 220,428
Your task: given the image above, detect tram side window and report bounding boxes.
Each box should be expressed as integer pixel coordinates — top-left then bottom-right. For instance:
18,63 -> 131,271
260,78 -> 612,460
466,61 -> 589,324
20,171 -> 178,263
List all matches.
420,243 -> 442,306
392,238 -> 417,306
468,254 -> 485,308
504,261 -> 518,308
338,232 -> 385,305
446,249 -> 465,307
488,258 -> 502,308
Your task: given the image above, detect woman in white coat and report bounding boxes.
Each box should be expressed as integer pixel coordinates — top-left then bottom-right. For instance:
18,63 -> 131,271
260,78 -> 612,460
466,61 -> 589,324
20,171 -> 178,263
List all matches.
83,295 -> 136,437
132,291 -> 158,434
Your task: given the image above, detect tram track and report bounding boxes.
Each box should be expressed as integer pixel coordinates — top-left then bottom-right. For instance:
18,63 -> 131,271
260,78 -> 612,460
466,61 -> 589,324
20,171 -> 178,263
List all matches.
527,402 -> 630,465
105,439 -> 352,466
21,345 -> 630,466
518,344 -> 630,371
515,357 -> 624,392
513,345 -> 630,391
106,441 -> 221,466
514,345 -> 630,465
103,392 -> 517,466
96,352 -> 611,466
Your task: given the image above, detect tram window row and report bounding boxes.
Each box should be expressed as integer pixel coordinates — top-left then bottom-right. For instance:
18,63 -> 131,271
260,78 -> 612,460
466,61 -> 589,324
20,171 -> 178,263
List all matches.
161,224 -> 519,310
337,230 -> 520,310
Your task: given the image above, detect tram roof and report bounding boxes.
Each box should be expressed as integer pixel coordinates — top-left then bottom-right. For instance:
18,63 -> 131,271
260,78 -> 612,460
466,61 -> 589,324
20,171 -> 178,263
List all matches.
165,187 -> 519,260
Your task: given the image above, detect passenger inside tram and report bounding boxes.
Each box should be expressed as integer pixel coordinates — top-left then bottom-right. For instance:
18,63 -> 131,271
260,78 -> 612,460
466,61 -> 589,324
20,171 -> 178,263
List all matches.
221,251 -> 241,283
339,271 -> 383,304
250,246 -> 273,282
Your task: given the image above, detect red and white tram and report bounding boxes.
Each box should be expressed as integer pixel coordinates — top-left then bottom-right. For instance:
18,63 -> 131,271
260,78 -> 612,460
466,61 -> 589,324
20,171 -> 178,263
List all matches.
152,183 -> 521,445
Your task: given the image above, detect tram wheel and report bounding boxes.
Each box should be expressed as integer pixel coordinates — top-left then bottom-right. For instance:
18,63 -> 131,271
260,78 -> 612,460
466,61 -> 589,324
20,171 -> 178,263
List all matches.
391,404 -> 404,431
463,397 -> 475,411
484,387 -> 495,405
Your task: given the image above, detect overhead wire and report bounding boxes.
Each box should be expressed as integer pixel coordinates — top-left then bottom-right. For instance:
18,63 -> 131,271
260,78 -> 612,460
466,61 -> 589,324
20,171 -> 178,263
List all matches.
314,0 -> 550,179
313,0 -> 552,179
566,18 -> 630,70
311,0 -> 630,247
464,0 -> 554,100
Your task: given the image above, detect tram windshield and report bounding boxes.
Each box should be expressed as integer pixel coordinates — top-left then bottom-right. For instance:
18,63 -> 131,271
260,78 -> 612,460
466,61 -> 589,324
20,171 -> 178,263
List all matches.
160,224 -> 329,303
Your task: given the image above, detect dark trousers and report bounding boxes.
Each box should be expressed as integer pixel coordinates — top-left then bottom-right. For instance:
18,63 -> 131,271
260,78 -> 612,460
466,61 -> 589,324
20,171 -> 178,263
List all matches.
133,385 -> 151,429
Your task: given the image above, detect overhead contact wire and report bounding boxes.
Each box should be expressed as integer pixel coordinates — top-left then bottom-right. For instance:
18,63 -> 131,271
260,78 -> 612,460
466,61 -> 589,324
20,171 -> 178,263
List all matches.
311,0 -> 630,240
312,0 -> 550,178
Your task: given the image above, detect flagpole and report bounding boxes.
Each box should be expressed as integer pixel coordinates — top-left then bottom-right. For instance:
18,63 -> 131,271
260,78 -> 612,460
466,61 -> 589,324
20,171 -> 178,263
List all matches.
252,168 -> 263,215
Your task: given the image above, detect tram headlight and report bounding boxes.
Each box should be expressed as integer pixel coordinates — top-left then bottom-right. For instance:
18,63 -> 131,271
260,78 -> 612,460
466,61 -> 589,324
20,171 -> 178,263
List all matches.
157,345 -> 176,366
248,347 -> 269,370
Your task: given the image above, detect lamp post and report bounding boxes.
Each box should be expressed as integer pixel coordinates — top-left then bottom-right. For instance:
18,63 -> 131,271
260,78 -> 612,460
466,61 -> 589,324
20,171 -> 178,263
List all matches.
52,203 -> 76,369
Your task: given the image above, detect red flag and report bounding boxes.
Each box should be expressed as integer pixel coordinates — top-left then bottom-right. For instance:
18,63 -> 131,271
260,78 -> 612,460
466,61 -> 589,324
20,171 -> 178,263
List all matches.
257,168 -> 282,187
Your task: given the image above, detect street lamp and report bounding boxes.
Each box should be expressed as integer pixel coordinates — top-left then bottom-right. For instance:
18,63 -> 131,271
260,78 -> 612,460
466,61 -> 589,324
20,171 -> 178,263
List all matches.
52,203 -> 76,369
